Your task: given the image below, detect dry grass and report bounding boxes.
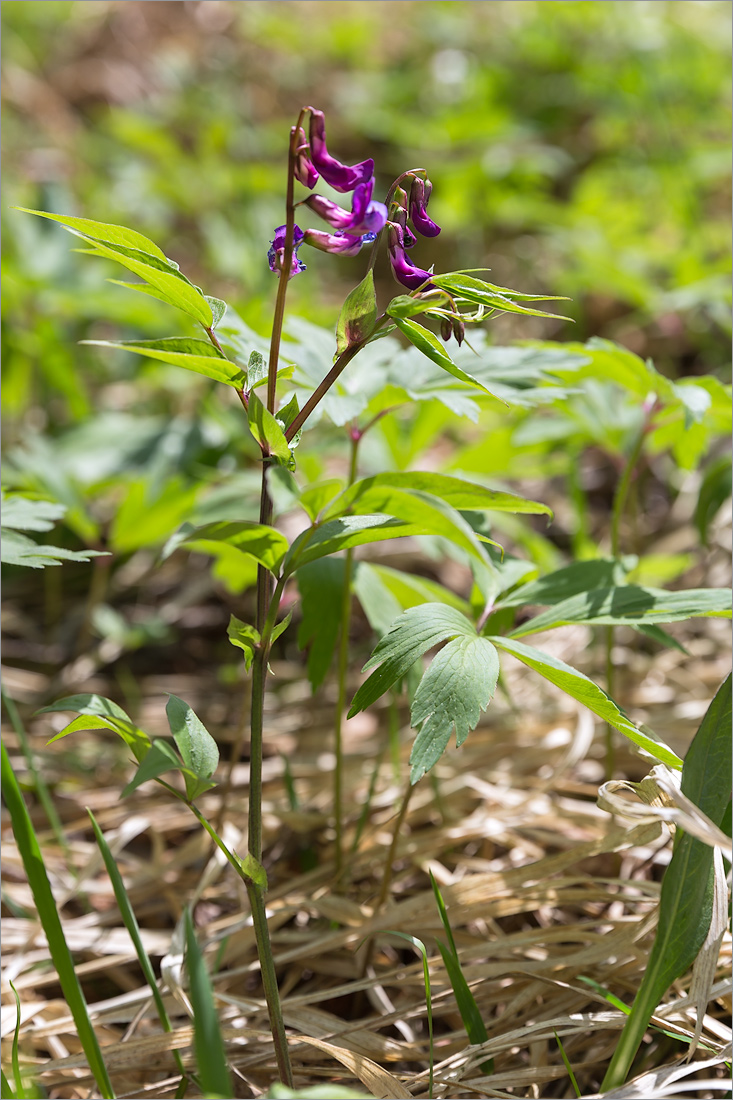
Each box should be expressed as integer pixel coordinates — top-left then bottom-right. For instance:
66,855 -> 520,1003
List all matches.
2,602 -> 731,1099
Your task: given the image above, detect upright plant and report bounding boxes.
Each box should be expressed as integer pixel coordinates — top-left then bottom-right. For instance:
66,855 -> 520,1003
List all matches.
14,106 -> 730,1091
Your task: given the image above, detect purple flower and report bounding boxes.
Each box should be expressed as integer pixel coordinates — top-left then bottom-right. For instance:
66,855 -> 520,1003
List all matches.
387,223 -> 433,290
268,224 -> 307,279
409,176 -> 441,238
302,228 -> 375,257
292,126 -> 319,189
308,108 -> 374,193
304,180 -> 387,236
390,199 -> 418,249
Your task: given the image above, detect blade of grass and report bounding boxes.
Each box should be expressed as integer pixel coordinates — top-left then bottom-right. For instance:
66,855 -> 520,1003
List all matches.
1,743 -> 116,1098
88,810 -> 188,1086
183,907 -> 233,1100
429,871 -> 493,1074
554,1030 -> 581,1098
2,689 -> 67,851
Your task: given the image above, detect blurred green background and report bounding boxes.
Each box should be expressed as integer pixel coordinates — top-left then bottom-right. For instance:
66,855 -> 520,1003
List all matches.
3,0 -> 731,436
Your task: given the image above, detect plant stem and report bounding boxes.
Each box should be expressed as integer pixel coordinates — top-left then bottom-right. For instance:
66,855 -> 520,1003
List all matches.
332,429 -> 361,877
360,777 -> 415,977
604,399 -> 655,779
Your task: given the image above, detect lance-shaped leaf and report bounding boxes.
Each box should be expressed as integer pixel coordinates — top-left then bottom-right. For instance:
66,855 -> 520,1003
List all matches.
509,585 -> 732,638
282,514 -> 424,575
13,207 -> 168,258
349,603 -> 476,717
297,559 -> 346,692
336,270 -> 378,355
175,520 -> 289,573
227,616 -> 260,672
37,694 -> 131,720
392,316 -> 503,398
492,636 -> 683,767
431,273 -> 573,320
326,471 -> 552,521
247,390 -> 292,464
48,712 -> 152,763
48,212 -> 213,325
601,676 -> 732,1091
410,634 -> 500,782
165,695 -> 219,781
82,338 -> 244,388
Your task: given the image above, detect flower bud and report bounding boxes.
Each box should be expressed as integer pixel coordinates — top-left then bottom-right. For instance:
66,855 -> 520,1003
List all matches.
308,108 -> 374,193
409,176 -> 441,237
292,126 -> 319,189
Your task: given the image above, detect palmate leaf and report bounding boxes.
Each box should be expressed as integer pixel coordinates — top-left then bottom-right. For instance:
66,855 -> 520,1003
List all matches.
1,494 -> 66,532
508,584 -> 731,637
410,634 -> 499,782
492,636 -> 682,767
82,338 -> 245,388
1,530 -> 108,569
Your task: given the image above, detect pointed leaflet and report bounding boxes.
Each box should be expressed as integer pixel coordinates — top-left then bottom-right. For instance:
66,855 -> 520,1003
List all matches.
37,694 -> 130,720
509,585 -> 731,637
497,559 -> 625,608
336,270 -> 378,355
83,338 -> 245,388
1,531 -> 109,569
247,390 -> 292,464
48,713 -> 152,763
1,494 -> 66,532
492,636 -> 682,767
410,634 -> 500,782
165,695 -> 219,781
431,273 -> 572,320
13,207 -> 168,258
326,471 -> 552,520
349,603 -> 476,717
392,315 -> 503,398
601,676 -> 732,1090
282,514 -> 424,576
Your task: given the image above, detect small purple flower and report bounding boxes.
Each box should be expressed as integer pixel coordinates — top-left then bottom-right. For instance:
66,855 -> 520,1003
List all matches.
308,108 -> 374,193
409,176 -> 441,238
268,224 -> 307,279
389,198 -> 418,249
292,126 -> 319,189
304,180 -> 387,236
387,223 -> 433,290
302,228 -> 374,257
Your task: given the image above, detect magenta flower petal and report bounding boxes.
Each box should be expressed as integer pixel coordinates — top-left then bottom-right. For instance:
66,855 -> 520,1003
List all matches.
302,228 -> 371,257
387,223 -> 433,290
292,126 -> 319,189
304,180 -> 388,236
308,109 -> 374,193
268,224 -> 307,278
409,177 -> 441,238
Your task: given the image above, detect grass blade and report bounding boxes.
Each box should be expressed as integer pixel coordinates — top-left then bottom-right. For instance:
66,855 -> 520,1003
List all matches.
554,1030 -> 581,1098
184,907 -> 233,1099
430,871 -> 493,1074
1,743 -> 116,1098
2,689 -> 67,851
381,932 -> 435,1098
88,810 -> 188,1085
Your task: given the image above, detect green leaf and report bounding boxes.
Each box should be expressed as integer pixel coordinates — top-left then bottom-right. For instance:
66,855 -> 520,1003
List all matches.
37,694 -> 131,720
1,744 -> 116,1099
492,636 -> 683,767
349,603 -> 475,717
298,479 -> 345,522
230,851 -> 268,891
694,456 -> 732,546
431,273 -> 572,320
283,514 -> 423,575
205,295 -> 227,328
165,695 -> 219,781
1,529 -> 109,569
49,713 -> 152,764
410,635 -> 499,782
509,585 -> 731,637
336,270 -> 378,355
386,294 -> 436,319
296,559 -> 346,692
184,908 -> 233,1100
497,559 -> 626,608
327,471 -> 552,520
246,350 -> 268,388
355,562 -> 472,620
227,616 -> 260,672
1,493 -> 66,532
178,520 -> 289,573
392,315 -> 501,398
13,207 -> 167,258
120,738 -> 183,797
82,338 -> 245,388
247,390 -> 292,464
270,609 -> 293,645
601,676 -> 732,1091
